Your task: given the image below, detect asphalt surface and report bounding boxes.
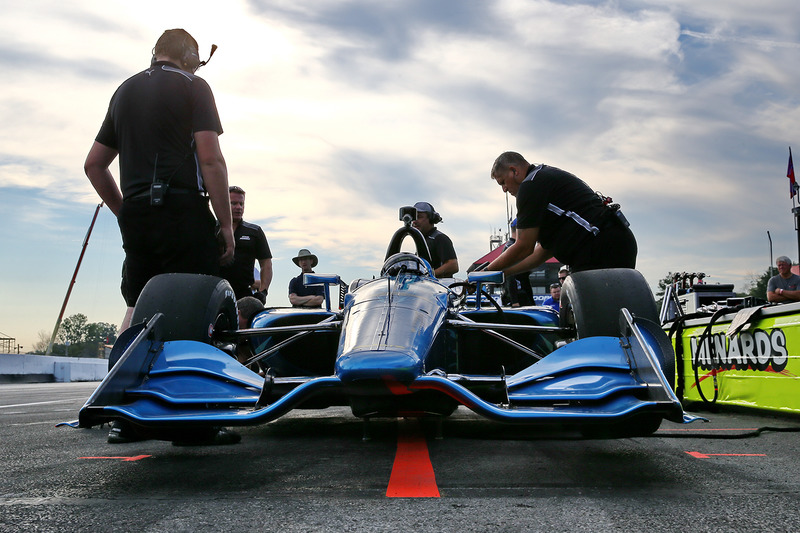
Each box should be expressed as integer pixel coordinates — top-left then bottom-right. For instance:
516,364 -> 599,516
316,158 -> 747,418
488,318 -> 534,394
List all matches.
2,382 -> 800,532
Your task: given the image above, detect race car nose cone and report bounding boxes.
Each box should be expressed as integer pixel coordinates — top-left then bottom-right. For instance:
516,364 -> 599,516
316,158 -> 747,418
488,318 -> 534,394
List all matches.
335,349 -> 423,384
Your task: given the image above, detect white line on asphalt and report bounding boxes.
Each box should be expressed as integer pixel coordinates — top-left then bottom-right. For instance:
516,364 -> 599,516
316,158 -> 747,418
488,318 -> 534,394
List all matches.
0,398 -> 84,409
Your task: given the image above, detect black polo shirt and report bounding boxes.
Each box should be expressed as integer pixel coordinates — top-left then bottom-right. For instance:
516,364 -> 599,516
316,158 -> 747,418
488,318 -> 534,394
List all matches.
95,61 -> 223,200
515,165 -> 607,266
219,221 -> 272,299
423,229 -> 457,270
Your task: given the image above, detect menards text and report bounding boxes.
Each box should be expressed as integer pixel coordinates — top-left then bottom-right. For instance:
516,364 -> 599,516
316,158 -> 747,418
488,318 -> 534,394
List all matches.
689,329 -> 788,372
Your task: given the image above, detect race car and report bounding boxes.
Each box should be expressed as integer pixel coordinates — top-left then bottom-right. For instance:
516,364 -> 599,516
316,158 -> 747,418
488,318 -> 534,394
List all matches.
65,209 -> 701,440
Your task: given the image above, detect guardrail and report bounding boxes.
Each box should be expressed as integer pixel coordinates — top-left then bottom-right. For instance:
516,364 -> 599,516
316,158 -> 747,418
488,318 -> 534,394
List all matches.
0,353 -> 107,383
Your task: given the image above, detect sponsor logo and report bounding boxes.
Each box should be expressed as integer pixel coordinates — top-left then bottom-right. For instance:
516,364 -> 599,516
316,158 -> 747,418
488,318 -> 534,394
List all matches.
689,329 -> 788,372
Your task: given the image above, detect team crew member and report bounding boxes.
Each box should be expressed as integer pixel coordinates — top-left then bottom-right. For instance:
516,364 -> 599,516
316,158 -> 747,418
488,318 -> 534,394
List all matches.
84,28 -> 234,332
219,186 -> 273,300
289,249 -> 325,308
487,151 -> 636,275
411,201 -> 459,278
84,29 -> 239,446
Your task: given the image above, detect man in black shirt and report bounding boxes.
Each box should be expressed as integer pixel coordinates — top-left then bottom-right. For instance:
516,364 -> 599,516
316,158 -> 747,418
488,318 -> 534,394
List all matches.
411,201 -> 459,278
487,151 -> 636,275
219,186 -> 273,300
84,29 -> 234,331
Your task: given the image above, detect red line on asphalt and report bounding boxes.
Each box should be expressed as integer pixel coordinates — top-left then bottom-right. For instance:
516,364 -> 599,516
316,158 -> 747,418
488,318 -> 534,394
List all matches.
80,455 -> 152,462
686,451 -> 767,459
386,418 -> 440,498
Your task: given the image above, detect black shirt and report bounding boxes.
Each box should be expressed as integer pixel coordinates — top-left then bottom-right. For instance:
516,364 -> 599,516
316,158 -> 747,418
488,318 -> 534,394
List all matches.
219,221 -> 272,299
423,229 -> 457,271
515,165 -> 606,266
289,272 -> 325,308
95,61 -> 223,200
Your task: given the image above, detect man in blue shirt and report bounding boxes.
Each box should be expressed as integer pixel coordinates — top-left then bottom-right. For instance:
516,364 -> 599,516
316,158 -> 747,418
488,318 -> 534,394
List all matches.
542,283 -> 561,312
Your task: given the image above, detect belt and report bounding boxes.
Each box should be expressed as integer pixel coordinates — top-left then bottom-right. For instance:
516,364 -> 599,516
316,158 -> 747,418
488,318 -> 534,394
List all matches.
125,188 -> 208,201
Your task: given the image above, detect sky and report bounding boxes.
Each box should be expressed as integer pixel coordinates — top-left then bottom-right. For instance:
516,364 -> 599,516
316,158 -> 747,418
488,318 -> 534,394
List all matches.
2,0 -> 800,352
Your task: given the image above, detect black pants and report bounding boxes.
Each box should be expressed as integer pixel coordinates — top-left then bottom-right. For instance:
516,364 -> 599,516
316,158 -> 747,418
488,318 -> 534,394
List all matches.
570,222 -> 637,273
119,195 -> 219,306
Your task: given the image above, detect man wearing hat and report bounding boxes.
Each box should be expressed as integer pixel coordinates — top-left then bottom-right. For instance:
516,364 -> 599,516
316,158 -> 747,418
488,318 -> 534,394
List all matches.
767,256 -> 800,303
289,249 -> 325,308
411,201 -> 459,278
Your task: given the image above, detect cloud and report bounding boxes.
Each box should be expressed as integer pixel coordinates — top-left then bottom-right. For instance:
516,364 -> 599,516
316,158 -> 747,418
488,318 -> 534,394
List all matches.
4,0 -> 800,350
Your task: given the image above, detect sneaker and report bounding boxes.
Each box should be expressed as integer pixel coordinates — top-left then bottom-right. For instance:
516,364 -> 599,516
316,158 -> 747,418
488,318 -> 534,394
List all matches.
107,420 -> 144,444
172,427 -> 241,447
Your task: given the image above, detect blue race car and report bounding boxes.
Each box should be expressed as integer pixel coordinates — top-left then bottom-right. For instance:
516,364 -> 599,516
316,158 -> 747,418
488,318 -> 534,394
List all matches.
66,209 -> 701,440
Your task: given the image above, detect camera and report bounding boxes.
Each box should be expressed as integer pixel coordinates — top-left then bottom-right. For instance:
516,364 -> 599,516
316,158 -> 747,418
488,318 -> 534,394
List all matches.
150,182 -> 168,207
398,205 -> 417,225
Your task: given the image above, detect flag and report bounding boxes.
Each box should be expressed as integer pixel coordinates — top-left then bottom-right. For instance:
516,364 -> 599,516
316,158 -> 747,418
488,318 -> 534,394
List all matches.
789,147 -> 797,199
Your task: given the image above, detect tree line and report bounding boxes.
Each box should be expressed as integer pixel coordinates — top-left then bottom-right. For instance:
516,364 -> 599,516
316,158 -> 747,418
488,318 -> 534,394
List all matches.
31,313 -> 117,358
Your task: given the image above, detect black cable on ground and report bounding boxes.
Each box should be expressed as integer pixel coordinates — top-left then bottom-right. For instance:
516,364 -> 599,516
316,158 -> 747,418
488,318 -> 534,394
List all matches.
655,425 -> 800,439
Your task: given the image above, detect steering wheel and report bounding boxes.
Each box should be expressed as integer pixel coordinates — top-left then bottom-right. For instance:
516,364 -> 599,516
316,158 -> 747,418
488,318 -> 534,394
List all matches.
381,253 -> 433,277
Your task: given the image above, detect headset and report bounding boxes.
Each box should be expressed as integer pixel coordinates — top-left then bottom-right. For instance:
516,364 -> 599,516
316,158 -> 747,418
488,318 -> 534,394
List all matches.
413,201 -> 442,224
151,29 -> 217,72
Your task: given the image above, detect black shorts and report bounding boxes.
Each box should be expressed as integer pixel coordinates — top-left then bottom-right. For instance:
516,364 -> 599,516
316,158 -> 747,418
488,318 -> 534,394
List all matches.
119,195 -> 220,307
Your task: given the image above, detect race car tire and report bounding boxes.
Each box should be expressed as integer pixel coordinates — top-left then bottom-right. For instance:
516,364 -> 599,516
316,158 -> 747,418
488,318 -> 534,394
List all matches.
562,269 -> 674,439
559,268 -> 658,339
130,273 -> 237,344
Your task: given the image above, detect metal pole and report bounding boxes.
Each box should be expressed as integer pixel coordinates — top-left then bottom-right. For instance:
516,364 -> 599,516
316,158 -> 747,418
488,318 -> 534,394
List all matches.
794,207 -> 800,267
767,231 -> 774,276
46,203 -> 104,355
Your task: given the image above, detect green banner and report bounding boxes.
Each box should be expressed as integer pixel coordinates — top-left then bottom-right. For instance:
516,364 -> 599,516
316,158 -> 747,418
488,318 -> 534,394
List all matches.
672,308 -> 800,414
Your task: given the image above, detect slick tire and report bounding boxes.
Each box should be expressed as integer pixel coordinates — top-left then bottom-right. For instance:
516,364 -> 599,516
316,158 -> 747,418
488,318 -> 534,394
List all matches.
559,268 -> 659,339
130,273 -> 237,343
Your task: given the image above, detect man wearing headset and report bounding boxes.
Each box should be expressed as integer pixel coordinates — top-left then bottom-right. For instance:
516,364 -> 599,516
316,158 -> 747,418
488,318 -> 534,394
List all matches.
411,201 -> 459,278
84,30 -> 239,446
84,29 -> 234,333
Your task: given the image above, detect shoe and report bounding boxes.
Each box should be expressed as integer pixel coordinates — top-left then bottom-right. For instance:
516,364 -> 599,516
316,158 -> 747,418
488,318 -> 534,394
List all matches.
107,420 -> 144,444
172,427 -> 241,446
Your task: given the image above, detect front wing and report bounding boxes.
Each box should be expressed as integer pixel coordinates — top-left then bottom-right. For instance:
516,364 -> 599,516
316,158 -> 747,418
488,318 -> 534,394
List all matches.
63,310 -> 702,433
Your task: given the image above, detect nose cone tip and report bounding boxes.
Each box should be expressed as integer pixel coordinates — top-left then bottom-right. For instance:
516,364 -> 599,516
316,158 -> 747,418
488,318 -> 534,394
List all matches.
336,350 -> 422,382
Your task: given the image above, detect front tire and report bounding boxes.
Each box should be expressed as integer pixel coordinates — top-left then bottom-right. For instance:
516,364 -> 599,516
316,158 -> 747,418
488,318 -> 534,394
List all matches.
560,269 -> 673,438
130,273 -> 237,343
559,268 -> 658,339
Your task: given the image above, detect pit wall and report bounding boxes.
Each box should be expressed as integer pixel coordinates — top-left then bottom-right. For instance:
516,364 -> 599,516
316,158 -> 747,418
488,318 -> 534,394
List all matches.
0,353 -> 107,383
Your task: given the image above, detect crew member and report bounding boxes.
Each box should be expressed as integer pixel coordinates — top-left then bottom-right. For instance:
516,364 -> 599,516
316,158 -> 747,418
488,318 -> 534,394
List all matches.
84,28 -> 234,332
84,29 -> 238,446
487,151 -> 636,276
219,185 -> 273,300
411,201 -> 459,278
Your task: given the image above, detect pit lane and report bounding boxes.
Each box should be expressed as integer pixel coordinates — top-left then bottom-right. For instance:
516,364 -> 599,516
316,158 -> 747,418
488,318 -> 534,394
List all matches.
3,382 -> 800,532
